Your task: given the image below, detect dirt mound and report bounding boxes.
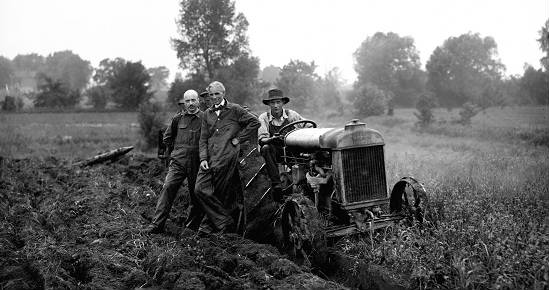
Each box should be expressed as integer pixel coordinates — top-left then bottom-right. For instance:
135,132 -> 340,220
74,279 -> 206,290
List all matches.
0,155 -> 346,289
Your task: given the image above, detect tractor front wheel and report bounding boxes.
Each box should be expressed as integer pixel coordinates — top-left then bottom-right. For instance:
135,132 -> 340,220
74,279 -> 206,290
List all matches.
389,177 -> 428,223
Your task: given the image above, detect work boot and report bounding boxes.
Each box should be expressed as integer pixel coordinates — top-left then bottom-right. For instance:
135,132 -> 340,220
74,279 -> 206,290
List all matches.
146,224 -> 164,235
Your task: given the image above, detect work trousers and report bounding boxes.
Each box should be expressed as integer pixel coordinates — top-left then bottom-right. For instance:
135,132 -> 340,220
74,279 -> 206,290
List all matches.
260,144 -> 283,188
194,166 -> 245,233
152,160 -> 202,230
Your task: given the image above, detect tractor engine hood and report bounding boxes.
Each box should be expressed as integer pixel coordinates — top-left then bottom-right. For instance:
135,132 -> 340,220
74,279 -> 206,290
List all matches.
285,119 -> 384,149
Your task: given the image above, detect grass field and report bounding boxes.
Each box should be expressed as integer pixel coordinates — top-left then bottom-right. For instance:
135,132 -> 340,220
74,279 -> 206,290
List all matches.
1,106 -> 548,289
0,112 -> 144,159
333,106 -> 549,289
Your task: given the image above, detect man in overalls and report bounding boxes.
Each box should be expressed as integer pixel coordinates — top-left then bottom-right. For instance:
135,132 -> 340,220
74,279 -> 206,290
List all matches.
147,89 -> 204,234
258,88 -> 308,202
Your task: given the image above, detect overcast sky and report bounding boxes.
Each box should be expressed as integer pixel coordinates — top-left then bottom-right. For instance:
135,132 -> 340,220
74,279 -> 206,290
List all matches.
1,0 -> 547,84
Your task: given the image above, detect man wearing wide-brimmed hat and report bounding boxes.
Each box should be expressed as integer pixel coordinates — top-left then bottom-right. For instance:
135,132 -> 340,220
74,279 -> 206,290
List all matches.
258,88 -> 309,202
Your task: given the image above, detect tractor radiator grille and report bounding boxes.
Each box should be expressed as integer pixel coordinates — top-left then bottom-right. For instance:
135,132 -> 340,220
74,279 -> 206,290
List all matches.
341,146 -> 387,203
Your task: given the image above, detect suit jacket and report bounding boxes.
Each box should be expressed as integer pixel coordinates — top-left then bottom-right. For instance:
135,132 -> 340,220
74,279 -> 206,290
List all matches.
199,99 -> 260,169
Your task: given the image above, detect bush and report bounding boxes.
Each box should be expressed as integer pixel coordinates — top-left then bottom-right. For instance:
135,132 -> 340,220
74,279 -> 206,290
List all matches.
16,97 -> 24,110
351,83 -> 390,117
2,95 -> 17,111
414,92 -> 437,127
34,75 -> 81,108
86,86 -> 110,109
457,102 -> 480,125
137,101 -> 166,150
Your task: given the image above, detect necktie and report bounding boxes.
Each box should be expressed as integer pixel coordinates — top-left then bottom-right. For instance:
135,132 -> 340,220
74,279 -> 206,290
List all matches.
212,105 -> 222,116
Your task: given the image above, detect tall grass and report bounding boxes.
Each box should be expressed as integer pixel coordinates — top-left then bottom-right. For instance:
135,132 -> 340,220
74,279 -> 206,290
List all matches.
337,107 -> 549,289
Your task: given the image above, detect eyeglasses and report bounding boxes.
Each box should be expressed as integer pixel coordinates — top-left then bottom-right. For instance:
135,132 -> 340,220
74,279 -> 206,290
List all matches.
209,92 -> 222,96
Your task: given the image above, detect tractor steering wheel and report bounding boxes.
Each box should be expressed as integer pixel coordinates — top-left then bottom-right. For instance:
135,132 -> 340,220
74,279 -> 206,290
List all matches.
276,120 -> 317,137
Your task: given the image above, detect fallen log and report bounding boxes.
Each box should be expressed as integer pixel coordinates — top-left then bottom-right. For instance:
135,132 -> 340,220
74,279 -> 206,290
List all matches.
73,146 -> 134,167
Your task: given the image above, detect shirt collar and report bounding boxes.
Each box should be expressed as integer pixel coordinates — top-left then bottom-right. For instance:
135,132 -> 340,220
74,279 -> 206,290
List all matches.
268,109 -> 288,122
215,98 -> 226,108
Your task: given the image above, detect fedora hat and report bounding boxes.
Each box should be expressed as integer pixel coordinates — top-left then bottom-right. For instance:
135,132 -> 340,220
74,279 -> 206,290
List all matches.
262,88 -> 289,105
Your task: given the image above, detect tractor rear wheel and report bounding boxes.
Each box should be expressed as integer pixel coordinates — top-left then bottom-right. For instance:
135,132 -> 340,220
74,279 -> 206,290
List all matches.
278,194 -> 325,265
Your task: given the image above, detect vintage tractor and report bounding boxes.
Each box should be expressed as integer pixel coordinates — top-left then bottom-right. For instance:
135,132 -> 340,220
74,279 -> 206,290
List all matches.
245,119 -> 428,260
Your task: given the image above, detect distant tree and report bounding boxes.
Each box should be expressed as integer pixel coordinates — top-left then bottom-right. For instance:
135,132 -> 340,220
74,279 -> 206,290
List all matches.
167,77 -> 186,107
12,53 -> 45,90
317,68 -> 344,115
167,73 -> 208,107
217,53 -> 261,106
137,101 -> 166,149
426,33 -> 505,108
41,50 -> 92,91
93,58 -> 126,86
2,95 -> 17,111
34,73 -> 81,108
108,61 -> 152,110
147,66 -> 170,92
500,75 -> 525,105
414,92 -> 437,127
260,65 -> 281,84
351,83 -> 390,117
16,97 -> 24,110
520,65 -> 549,105
538,19 -> 549,71
172,0 -> 249,80
12,53 -> 45,72
276,60 -> 318,111
354,32 -> 424,108
85,86 -> 109,109
0,56 -> 15,88
457,102 -> 480,125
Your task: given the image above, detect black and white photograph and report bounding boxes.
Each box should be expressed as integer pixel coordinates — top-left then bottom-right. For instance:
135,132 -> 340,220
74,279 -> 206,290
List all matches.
1,0 -> 548,289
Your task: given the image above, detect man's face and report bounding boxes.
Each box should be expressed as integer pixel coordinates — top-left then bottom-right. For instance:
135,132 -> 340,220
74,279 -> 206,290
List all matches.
269,99 -> 284,116
209,90 -> 224,106
199,95 -> 212,109
182,93 -> 199,113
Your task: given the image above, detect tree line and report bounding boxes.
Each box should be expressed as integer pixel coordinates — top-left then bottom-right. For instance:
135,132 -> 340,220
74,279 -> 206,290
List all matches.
1,0 -> 548,116
0,52 -> 170,111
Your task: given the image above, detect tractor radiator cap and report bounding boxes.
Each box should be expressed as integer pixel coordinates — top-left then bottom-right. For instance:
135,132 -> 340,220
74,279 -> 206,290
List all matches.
319,119 -> 384,149
344,119 -> 366,131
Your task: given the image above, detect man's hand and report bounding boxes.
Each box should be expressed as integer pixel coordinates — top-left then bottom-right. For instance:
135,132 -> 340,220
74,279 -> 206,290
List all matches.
200,160 -> 209,171
260,136 -> 283,146
271,136 -> 284,146
260,137 -> 273,145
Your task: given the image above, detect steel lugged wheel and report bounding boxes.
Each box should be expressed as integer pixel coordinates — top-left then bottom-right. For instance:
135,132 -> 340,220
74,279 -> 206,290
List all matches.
277,194 -> 324,265
390,177 -> 428,223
